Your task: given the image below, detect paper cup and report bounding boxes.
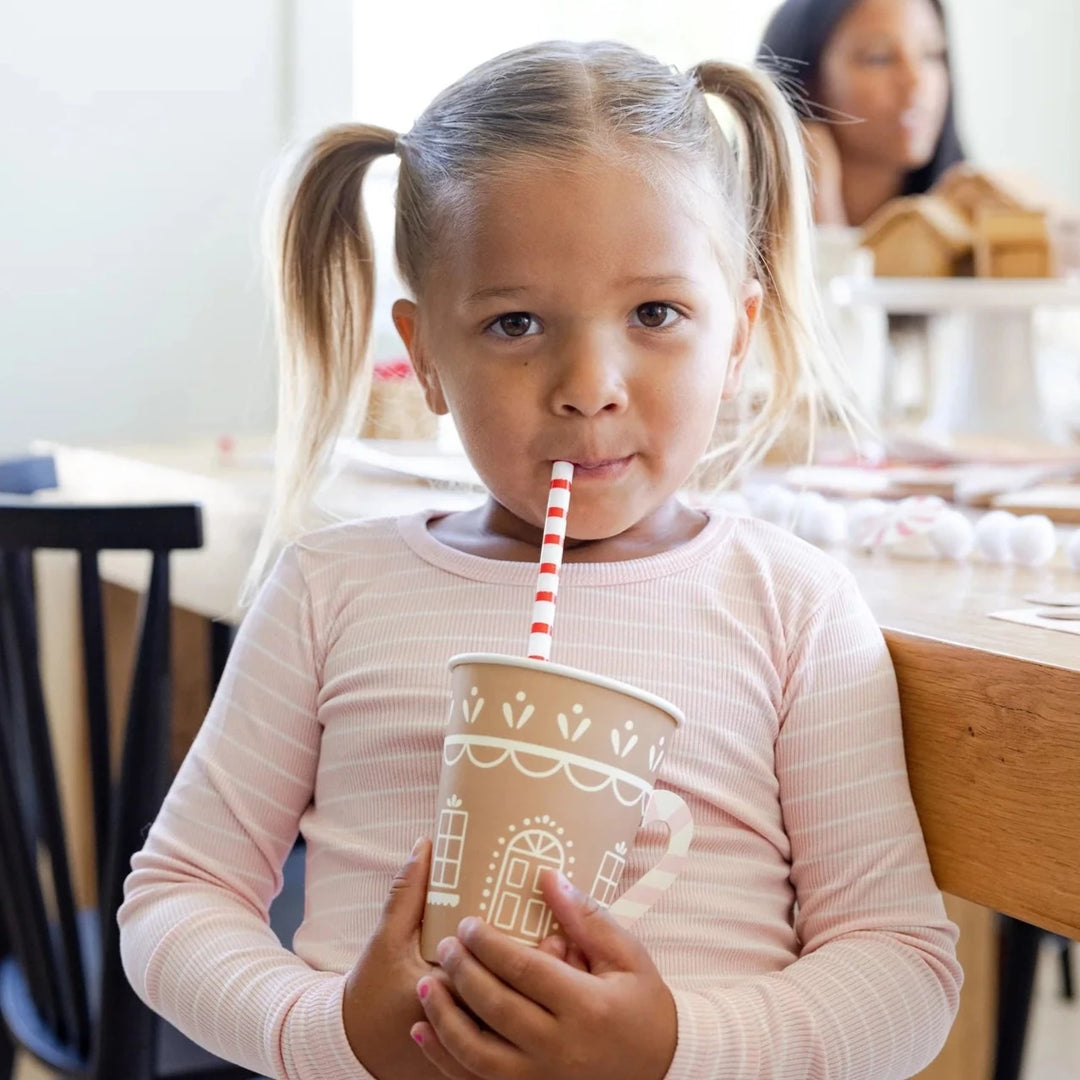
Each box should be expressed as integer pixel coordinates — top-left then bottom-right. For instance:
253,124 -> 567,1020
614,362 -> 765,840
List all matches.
420,654 -> 692,961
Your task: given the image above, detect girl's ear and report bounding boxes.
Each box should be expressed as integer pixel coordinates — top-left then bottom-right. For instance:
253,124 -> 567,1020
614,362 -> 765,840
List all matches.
722,280 -> 763,400
392,299 -> 449,415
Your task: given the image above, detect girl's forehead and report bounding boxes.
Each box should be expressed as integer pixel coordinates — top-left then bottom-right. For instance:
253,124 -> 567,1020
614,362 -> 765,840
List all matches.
427,156 -> 732,295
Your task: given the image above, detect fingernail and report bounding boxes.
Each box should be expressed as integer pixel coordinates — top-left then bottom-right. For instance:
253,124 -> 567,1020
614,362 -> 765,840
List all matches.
412,1027 -> 424,1046
556,870 -> 576,894
410,837 -> 425,858
417,978 -> 431,1001
436,938 -> 454,964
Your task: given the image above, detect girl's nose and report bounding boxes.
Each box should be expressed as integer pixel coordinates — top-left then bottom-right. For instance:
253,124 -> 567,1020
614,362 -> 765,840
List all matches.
549,342 -> 629,418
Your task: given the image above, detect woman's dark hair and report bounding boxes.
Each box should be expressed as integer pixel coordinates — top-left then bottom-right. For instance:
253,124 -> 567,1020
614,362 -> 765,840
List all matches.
757,0 -> 965,194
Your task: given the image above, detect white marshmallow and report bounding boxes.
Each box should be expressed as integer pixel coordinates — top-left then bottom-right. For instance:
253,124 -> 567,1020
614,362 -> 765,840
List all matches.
882,495 -> 949,559
1067,530 -> 1080,571
1008,514 -> 1057,567
795,497 -> 848,546
974,510 -> 1017,562
756,484 -> 798,529
793,491 -> 830,543
819,501 -> 850,546
846,498 -> 889,549
929,509 -> 976,560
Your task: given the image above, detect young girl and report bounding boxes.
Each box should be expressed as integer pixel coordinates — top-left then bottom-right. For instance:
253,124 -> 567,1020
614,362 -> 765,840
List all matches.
119,40 -> 961,1080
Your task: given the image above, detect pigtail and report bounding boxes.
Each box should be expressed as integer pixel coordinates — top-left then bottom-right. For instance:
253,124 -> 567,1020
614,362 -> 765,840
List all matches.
243,124 -> 397,604
690,61 -> 865,476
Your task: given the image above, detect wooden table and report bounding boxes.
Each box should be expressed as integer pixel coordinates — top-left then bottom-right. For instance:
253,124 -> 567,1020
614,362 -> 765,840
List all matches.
33,438 -> 1080,1080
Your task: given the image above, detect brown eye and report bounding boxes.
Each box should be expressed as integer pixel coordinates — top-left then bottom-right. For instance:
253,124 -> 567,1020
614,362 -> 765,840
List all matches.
492,312 -> 536,338
635,302 -> 674,329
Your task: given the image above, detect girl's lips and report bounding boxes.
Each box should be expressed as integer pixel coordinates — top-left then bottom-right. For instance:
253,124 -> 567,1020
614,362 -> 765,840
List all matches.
563,455 -> 634,479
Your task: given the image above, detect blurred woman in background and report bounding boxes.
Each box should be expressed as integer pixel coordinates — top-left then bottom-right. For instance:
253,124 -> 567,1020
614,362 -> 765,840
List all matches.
759,0 -> 965,226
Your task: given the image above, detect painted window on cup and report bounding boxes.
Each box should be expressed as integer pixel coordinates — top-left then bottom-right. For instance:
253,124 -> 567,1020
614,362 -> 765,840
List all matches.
432,808 -> 469,890
591,849 -> 627,908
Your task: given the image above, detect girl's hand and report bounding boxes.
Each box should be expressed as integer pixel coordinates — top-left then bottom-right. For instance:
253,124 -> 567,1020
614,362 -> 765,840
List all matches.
412,870 -> 677,1080
342,839 -> 571,1079
343,839 -> 474,1080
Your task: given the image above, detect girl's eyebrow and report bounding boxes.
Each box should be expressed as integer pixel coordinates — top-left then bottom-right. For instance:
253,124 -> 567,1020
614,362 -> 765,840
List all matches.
465,274 -> 696,305
464,285 -> 530,305
615,273 -> 696,289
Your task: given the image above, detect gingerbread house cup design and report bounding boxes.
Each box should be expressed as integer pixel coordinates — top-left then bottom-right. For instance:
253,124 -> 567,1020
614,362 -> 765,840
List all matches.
420,654 -> 687,960
429,795 -> 468,899
591,840 -> 630,908
485,815 -> 569,941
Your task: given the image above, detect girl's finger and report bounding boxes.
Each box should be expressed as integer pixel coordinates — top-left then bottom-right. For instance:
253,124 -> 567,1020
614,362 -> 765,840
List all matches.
537,932 -> 588,971
430,967 -> 490,1031
437,936 -> 554,1051
455,917 -> 591,1013
410,1021 -> 480,1080
417,972 -> 521,1079
536,933 -> 568,961
377,837 -> 431,945
565,939 -> 590,972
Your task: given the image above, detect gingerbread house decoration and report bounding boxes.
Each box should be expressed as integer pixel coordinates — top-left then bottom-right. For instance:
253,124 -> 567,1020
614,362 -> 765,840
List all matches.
860,194 -> 973,277
974,209 -> 1054,278
932,163 -> 1031,225
860,163 -> 1057,278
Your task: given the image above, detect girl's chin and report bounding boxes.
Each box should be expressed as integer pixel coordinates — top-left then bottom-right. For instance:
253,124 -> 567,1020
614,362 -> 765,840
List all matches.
560,512 -> 636,544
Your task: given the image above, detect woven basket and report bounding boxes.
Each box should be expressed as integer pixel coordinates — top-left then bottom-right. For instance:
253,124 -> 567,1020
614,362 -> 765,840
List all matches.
361,362 -> 439,440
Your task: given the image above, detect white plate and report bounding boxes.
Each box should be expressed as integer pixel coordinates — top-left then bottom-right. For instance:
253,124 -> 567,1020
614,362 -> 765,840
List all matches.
830,276 -> 1080,313
334,437 -> 484,488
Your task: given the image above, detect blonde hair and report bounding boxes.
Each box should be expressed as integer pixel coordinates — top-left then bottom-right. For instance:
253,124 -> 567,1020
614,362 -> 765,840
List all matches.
245,40 -> 859,600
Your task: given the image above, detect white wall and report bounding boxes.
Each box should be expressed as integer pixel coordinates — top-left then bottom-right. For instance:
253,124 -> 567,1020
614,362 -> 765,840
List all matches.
1,0 -> 1075,457
947,0 -> 1080,205
0,0 -> 352,455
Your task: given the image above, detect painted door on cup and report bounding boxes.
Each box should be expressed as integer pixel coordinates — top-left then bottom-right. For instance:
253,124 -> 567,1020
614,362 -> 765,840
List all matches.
489,828 -> 565,943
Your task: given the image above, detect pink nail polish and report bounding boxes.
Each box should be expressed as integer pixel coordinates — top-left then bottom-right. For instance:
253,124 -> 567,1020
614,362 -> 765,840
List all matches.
418,980 -> 430,1001
413,1029 -> 424,1046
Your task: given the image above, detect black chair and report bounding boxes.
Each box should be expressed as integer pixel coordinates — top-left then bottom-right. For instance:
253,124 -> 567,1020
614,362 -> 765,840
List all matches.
0,496 -> 304,1080
994,916 -> 1076,1080
0,456 -> 58,1078
210,619 -> 236,693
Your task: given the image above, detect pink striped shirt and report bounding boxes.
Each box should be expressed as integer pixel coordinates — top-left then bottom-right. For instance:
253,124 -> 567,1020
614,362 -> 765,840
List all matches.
119,509 -> 961,1079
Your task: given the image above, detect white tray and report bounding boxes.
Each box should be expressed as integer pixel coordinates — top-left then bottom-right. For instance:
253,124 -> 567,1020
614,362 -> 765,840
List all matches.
334,437 -> 483,488
830,276 -> 1080,313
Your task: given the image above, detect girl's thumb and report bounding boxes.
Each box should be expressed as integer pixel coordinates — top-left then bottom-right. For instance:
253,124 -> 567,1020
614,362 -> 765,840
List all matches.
381,837 -> 430,934
540,868 -> 640,974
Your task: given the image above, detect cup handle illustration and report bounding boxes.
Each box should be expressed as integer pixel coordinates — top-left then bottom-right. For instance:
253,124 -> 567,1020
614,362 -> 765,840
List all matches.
607,788 -> 693,927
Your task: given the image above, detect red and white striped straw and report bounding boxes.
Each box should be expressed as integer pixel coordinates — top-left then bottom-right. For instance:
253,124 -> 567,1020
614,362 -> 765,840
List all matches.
527,460 -> 574,661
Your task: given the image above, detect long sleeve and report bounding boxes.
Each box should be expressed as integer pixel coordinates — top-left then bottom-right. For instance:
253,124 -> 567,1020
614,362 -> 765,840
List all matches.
118,509 -> 964,1080
664,571 -> 962,1080
118,546 -> 374,1080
